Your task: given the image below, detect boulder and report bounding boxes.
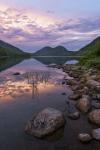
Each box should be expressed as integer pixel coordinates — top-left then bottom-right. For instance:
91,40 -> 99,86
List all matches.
88,109 -> 100,126
77,95 -> 91,113
25,107 -> 65,138
68,111 -> 80,120
69,93 -> 81,101
92,101 -> 100,109
92,128 -> 100,140
78,133 -> 92,143
13,72 -> 20,75
66,101 -> 80,120
66,79 -> 77,86
87,79 -> 100,91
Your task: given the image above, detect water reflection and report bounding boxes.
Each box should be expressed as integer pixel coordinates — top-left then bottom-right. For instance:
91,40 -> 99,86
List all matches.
24,71 -> 50,99
0,69 -> 65,103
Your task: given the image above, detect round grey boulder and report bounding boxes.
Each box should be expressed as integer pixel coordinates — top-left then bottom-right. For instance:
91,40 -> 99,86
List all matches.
78,133 -> 92,143
92,128 -> 100,140
77,95 -> 91,113
88,109 -> 100,126
25,107 -> 65,138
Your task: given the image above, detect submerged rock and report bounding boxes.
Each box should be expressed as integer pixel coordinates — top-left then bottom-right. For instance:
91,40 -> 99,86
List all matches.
61,92 -> 66,95
66,101 -> 80,120
88,109 -> 100,126
78,133 -> 92,143
13,72 -> 20,75
92,128 -> 100,140
25,107 -> 65,138
76,95 -> 91,113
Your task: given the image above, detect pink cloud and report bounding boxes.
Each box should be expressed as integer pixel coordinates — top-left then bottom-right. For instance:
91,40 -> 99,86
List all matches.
0,7 -> 100,52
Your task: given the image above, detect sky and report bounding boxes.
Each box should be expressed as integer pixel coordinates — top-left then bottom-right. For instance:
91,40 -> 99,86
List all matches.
0,0 -> 100,52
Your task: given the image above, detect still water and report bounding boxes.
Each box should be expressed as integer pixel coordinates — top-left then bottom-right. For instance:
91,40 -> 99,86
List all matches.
0,57 -> 100,150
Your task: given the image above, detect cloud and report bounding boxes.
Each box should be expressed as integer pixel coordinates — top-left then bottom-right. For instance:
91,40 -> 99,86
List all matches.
0,7 -> 100,52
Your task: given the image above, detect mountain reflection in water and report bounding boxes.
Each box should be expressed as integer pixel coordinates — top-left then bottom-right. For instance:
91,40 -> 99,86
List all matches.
0,57 -> 77,103
0,70 -> 65,102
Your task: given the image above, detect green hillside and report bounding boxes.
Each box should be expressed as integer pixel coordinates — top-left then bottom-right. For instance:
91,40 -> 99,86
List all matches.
0,40 -> 28,57
79,37 -> 100,69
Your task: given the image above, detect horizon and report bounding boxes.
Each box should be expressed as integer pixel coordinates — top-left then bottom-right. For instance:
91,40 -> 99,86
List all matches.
0,0 -> 100,52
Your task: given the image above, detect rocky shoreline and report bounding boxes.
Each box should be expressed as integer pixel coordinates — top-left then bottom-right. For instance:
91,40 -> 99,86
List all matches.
25,63 -> 100,143
53,64 -> 100,142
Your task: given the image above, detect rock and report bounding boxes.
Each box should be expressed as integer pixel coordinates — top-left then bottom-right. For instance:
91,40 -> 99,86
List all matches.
97,94 -> 100,101
83,87 -> 89,95
88,109 -> 100,126
13,72 -> 20,75
78,133 -> 92,143
92,128 -> 100,140
66,101 -> 80,120
92,101 -> 100,109
92,94 -> 100,101
87,79 -> 100,91
66,79 -> 77,86
71,85 -> 79,91
62,81 -> 66,85
69,93 -> 81,101
61,92 -> 66,95
77,95 -> 91,113
25,107 -> 65,138
68,111 -> 80,120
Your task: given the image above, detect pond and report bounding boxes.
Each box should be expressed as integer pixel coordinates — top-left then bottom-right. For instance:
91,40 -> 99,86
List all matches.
0,57 -> 99,150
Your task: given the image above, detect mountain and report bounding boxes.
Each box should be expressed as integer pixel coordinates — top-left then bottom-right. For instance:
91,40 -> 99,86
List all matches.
79,37 -> 100,69
0,40 -> 29,57
33,46 -> 75,56
77,37 -> 100,55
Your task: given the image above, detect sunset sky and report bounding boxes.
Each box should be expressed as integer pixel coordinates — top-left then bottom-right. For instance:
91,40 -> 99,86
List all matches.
0,0 -> 100,52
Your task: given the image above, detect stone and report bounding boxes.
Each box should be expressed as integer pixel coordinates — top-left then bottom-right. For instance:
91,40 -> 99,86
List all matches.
87,79 -> 100,91
88,109 -> 100,126
92,128 -> 100,140
25,107 -> 65,138
61,92 -> 66,95
69,93 -> 81,101
78,133 -> 92,143
13,72 -> 20,75
76,95 -> 91,113
66,79 -> 77,86
66,101 -> 80,120
92,101 -> 100,109
68,111 -> 80,120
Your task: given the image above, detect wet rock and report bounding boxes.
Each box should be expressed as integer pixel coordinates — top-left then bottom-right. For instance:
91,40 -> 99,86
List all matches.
66,101 -> 80,120
71,85 -> 79,91
78,133 -> 92,143
62,81 -> 66,85
61,92 -> 66,95
68,111 -> 80,120
69,93 -> 81,101
92,94 -> 100,101
76,95 -> 91,113
92,101 -> 100,109
87,79 -> 100,91
88,109 -> 100,126
92,128 -> 100,140
83,86 -> 89,95
66,79 -> 77,86
25,107 -> 65,138
13,72 -> 20,75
